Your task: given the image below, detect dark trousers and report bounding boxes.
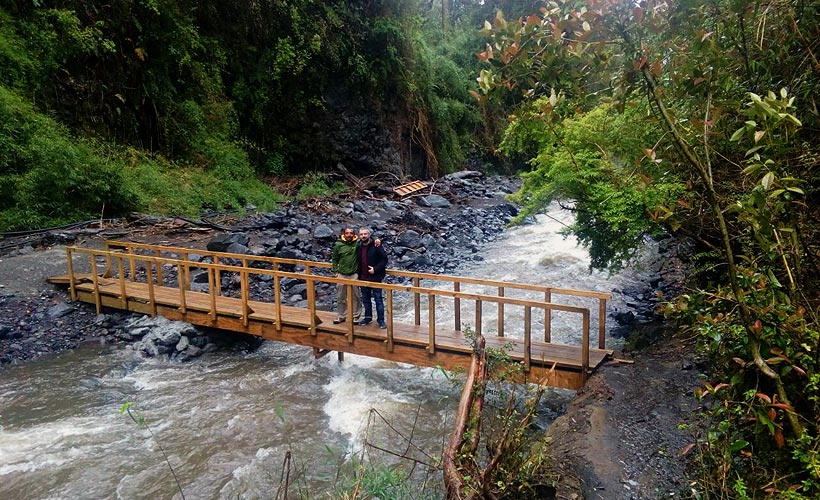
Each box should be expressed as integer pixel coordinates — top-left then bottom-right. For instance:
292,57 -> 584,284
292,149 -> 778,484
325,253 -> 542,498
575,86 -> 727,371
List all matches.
361,285 -> 384,324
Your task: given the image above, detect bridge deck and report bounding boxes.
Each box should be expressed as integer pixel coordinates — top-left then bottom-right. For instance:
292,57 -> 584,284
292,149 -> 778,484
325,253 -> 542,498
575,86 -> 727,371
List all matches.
50,243 -> 614,389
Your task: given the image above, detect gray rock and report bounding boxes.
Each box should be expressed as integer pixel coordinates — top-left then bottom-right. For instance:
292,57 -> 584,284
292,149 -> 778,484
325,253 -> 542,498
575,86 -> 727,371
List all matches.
314,224 -> 335,239
176,335 -> 190,352
46,302 -> 74,319
223,243 -> 249,255
444,170 -> 483,180
397,230 -> 422,248
207,233 -> 250,252
418,194 -> 451,208
409,211 -> 437,230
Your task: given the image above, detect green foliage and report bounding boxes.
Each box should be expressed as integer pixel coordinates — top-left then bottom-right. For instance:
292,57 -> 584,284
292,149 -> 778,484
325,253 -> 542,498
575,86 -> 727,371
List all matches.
295,172 -> 347,201
0,85 -> 281,231
503,101 -> 684,270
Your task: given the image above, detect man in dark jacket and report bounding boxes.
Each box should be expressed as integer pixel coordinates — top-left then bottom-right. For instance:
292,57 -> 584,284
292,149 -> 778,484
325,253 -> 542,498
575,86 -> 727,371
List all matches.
331,227 -> 361,324
357,227 -> 388,328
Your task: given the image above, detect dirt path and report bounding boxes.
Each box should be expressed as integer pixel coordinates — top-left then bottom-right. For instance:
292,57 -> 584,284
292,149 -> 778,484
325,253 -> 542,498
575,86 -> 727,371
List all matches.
547,327 -> 701,499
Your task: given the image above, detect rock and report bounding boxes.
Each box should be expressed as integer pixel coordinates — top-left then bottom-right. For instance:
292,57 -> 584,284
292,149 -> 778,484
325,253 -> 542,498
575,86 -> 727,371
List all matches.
176,335 -> 190,352
613,311 -> 636,326
46,302 -> 74,319
397,229 -> 422,248
417,194 -> 451,208
408,211 -> 437,230
444,170 -> 483,180
313,224 -> 335,240
207,233 -> 250,252
223,242 -> 250,255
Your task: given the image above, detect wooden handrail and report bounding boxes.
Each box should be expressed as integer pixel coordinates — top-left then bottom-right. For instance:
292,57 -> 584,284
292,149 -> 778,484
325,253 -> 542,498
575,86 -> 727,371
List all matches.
73,245 -> 607,372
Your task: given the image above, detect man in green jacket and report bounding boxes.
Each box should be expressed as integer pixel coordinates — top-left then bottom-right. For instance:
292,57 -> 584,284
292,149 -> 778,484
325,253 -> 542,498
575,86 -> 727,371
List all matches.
331,227 -> 362,324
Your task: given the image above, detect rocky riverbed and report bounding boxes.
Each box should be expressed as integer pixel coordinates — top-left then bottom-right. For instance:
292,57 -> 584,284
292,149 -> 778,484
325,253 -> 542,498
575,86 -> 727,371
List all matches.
0,172 -> 701,500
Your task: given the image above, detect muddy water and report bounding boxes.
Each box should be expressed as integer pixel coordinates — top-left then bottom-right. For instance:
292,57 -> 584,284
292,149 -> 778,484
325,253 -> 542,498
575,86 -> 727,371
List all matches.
0,204 -> 649,499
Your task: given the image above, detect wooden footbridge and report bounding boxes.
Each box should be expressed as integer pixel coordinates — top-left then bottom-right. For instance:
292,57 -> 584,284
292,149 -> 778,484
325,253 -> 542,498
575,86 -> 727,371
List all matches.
50,241 -> 613,389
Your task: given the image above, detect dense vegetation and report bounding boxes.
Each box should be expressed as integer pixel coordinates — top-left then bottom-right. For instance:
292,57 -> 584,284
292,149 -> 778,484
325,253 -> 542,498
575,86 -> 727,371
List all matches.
1,0 -> 538,231
479,1 -> 820,498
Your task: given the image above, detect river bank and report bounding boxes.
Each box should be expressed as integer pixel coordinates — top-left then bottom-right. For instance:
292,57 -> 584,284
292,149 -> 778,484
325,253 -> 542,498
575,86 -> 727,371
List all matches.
0,173 -> 700,499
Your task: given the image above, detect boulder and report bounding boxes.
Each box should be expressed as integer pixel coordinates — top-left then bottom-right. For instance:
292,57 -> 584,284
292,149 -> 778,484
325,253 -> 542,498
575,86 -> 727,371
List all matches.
313,224 -> 335,240
418,194 -> 451,208
397,229 -> 422,248
207,233 -> 250,252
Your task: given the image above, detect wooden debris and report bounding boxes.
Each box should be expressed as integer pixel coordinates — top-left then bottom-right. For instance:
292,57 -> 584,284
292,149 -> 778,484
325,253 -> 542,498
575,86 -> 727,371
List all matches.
393,180 -> 428,197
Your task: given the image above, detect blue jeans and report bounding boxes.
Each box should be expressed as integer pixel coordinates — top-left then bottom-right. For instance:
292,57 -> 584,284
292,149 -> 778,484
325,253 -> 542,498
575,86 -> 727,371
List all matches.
361,286 -> 384,324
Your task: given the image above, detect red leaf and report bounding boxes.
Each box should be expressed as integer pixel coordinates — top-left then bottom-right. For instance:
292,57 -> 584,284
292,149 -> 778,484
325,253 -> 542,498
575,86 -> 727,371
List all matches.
679,443 -> 695,456
775,429 -> 785,448
632,56 -> 647,70
755,392 -> 772,404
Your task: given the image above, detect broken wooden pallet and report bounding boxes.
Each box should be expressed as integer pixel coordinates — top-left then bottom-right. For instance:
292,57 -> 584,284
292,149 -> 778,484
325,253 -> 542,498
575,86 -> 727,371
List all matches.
393,180 -> 428,197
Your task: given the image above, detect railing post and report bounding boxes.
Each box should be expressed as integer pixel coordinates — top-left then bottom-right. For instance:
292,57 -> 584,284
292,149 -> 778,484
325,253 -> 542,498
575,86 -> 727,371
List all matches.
497,286 -> 505,337
598,297 -> 607,349
386,289 -> 394,352
524,306 -> 531,372
582,310 -> 590,383
129,247 -> 136,282
413,277 -> 421,325
307,276 -> 316,336
117,256 -> 127,309
208,267 -> 217,322
90,253 -> 101,314
544,290 -> 552,342
274,267 -> 282,331
146,259 -> 157,317
178,262 -> 187,314
182,251 -> 191,290
66,248 -> 77,301
475,299 -> 482,336
214,256 -> 221,296
154,249 -> 163,284
428,294 -> 436,354
346,284 -> 354,344
453,281 -> 461,331
241,268 -> 250,327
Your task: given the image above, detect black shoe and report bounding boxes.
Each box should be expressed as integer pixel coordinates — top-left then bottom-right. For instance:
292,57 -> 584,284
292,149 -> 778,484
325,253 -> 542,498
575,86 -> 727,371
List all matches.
378,322 -> 387,329
352,320 -> 361,325
359,319 -> 372,326
333,319 -> 344,324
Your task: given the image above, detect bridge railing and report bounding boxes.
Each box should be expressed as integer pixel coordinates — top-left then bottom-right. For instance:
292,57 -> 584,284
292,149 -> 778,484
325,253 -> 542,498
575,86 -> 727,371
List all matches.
103,240 -> 611,347
62,241 -> 612,376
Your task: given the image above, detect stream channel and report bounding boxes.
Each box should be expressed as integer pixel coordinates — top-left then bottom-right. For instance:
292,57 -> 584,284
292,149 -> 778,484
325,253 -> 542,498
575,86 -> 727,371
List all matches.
0,204 -> 651,499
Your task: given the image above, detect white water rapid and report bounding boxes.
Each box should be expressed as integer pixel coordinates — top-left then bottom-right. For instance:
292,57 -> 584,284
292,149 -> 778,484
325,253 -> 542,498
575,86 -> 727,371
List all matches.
0,203 -> 651,499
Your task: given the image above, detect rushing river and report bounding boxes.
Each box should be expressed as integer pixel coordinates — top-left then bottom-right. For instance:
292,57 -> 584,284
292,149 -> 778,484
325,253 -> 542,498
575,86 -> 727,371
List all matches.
0,204 -> 649,500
